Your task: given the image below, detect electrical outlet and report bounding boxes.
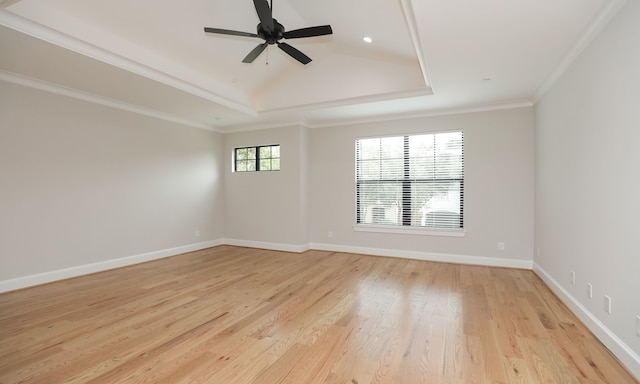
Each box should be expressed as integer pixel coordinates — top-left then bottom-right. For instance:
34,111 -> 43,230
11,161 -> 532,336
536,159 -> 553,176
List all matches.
604,295 -> 612,314
498,242 -> 505,251
570,271 -> 576,285
195,229 -> 200,237
587,283 -> 593,298
327,231 -> 333,238
636,316 -> 640,337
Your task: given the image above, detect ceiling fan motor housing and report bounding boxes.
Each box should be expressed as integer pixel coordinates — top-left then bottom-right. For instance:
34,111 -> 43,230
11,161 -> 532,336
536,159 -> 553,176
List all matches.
258,19 -> 285,44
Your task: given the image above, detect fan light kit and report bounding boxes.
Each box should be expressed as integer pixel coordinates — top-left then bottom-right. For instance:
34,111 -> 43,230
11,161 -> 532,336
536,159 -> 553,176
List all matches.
204,0 -> 333,65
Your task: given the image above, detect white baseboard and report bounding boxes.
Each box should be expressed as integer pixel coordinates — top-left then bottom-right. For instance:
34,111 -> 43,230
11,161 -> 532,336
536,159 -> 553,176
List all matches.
3,239 -> 636,379
221,240 -> 532,269
8,239 -> 526,293
223,238 -> 310,253
0,239 -> 531,291
310,242 -> 534,269
533,263 -> 640,381
0,239 -> 224,293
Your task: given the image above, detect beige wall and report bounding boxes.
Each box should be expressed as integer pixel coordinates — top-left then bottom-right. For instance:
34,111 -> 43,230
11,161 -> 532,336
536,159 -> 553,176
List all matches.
308,108 -> 535,265
534,0 -> 640,373
221,108 -> 535,265
0,83 -> 536,283
223,125 -> 309,250
0,81 -> 225,285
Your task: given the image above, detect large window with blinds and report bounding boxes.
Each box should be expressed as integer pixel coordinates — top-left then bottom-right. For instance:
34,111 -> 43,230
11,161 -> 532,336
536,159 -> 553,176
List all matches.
355,131 -> 464,230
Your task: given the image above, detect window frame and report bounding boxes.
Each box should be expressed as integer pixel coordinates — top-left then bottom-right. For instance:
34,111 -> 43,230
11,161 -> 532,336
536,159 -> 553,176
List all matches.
233,144 -> 280,172
354,131 -> 465,237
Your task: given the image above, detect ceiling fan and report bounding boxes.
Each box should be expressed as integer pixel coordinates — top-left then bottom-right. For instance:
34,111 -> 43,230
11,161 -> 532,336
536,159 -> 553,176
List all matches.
204,0 -> 333,65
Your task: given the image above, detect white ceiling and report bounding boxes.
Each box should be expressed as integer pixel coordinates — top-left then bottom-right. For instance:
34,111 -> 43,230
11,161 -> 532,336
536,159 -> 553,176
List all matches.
0,0 -> 626,132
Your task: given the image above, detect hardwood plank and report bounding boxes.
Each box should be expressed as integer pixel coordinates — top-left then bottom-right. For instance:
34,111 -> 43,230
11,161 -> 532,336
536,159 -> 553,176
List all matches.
0,245 -> 637,383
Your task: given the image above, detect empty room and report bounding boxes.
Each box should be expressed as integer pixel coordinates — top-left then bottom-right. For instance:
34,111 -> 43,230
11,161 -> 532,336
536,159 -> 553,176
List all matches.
1,0 -> 639,382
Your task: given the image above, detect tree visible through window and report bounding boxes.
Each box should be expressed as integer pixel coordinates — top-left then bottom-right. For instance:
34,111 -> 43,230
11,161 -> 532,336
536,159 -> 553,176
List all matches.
234,145 -> 280,172
355,131 -> 464,229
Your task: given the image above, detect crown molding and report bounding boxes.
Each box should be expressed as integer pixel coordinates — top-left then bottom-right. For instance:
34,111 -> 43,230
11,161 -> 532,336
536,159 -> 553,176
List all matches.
400,0 -> 433,90
305,99 -> 534,129
532,0 -> 629,103
0,70 -> 221,131
0,9 -> 257,117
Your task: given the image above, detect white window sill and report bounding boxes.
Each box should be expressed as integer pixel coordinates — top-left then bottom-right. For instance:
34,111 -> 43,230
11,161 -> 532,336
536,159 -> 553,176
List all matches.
353,224 -> 466,237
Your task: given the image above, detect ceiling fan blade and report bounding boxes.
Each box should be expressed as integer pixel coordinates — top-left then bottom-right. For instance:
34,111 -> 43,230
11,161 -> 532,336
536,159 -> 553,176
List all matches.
277,42 -> 311,65
283,25 -> 333,39
204,27 -> 258,38
243,43 -> 269,63
253,0 -> 274,33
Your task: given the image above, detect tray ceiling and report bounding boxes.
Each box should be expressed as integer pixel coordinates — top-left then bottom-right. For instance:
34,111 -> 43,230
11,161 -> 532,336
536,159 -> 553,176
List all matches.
0,0 -> 625,131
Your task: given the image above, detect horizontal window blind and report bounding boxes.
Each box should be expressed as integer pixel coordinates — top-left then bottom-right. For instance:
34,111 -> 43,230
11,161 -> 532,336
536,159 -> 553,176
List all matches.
356,131 -> 464,229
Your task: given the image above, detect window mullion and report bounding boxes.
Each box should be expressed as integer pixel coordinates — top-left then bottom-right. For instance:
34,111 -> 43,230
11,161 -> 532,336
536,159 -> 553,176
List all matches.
402,136 -> 411,226
256,146 -> 261,171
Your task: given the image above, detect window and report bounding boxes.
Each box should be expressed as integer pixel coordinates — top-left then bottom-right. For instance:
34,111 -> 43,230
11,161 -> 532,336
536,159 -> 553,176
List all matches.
355,131 -> 464,231
234,145 -> 280,172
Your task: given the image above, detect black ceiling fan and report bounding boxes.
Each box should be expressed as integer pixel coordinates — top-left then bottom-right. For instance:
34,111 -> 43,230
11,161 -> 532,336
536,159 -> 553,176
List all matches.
204,0 -> 332,65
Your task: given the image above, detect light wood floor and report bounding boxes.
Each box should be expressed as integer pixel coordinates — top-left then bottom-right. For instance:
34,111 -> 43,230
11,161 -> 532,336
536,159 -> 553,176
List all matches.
0,246 -> 637,383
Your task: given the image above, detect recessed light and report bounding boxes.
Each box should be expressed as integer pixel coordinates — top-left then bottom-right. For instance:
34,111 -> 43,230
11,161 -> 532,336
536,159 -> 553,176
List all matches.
363,36 -> 373,44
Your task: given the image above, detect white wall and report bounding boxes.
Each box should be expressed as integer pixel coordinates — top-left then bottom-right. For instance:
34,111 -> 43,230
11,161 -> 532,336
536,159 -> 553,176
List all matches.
308,108 -> 535,266
223,125 -> 309,250
534,0 -> 640,376
0,81 -> 225,289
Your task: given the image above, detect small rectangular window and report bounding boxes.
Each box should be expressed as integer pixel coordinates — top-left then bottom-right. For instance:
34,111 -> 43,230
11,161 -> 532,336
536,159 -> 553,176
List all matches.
234,145 -> 280,172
